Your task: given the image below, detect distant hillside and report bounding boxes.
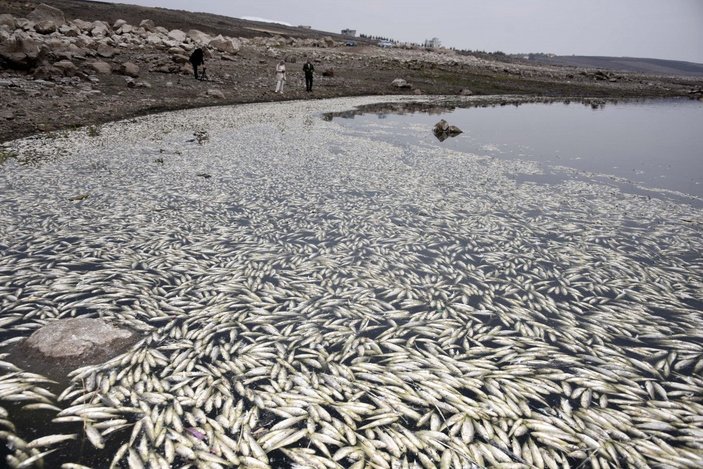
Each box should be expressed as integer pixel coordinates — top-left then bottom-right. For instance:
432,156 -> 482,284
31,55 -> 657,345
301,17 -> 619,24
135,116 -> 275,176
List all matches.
530,55 -> 703,76
0,0 -> 371,42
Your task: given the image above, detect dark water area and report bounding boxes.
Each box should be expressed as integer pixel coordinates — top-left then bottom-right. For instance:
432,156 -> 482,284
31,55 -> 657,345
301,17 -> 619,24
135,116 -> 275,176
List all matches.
328,99 -> 703,201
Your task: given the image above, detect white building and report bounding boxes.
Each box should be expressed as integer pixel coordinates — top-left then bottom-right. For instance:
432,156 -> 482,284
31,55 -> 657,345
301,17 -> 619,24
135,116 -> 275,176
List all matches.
423,37 -> 441,48
341,29 -> 357,37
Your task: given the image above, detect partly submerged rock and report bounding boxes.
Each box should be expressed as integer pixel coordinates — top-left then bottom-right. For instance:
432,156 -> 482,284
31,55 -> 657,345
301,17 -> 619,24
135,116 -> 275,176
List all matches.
433,119 -> 463,141
24,318 -> 133,358
11,318 -> 140,381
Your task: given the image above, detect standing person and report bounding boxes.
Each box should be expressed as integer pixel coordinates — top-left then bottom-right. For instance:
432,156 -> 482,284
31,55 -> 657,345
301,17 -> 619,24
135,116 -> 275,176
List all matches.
189,47 -> 204,80
303,58 -> 315,92
275,60 -> 286,93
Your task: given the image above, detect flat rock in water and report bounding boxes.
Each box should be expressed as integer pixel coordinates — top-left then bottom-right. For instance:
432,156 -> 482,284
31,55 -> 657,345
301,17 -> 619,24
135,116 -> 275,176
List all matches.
24,318 -> 133,358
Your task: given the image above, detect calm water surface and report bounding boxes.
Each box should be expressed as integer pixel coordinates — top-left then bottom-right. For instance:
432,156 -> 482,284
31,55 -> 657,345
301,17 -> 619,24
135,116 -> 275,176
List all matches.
330,99 -> 703,200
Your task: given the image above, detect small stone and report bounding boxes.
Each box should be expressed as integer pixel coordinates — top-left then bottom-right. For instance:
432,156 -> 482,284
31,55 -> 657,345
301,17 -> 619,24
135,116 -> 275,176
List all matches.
207,89 -> 225,99
122,61 -> 140,77
88,60 -> 112,74
391,78 -> 410,88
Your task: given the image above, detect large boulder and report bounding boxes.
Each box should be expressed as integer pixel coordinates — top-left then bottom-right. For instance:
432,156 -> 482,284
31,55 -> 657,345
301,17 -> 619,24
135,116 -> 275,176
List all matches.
145,32 -> 164,45
0,35 -> 44,69
24,318 -> 133,359
27,3 -> 65,26
116,24 -> 134,35
187,29 -> 211,45
91,21 -> 110,38
168,29 -> 186,43
71,18 -> 93,32
0,14 -> 16,30
208,35 -> 240,54
13,318 -> 140,380
139,19 -> 156,31
113,19 -> 127,29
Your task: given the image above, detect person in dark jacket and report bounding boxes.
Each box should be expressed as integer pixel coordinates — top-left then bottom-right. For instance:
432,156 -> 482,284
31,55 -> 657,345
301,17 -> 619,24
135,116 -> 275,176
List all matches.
303,58 -> 315,92
189,48 -> 205,80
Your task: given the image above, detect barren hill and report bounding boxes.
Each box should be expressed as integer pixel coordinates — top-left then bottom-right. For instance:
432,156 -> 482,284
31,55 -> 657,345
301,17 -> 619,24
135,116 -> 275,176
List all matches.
533,55 -> 703,77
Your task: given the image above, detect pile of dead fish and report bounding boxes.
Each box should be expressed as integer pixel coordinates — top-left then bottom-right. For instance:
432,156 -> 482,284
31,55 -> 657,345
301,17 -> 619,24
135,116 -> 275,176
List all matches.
0,96 -> 701,468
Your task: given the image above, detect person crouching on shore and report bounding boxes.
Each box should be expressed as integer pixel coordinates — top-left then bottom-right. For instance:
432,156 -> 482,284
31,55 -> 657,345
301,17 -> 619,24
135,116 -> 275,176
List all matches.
275,60 -> 286,93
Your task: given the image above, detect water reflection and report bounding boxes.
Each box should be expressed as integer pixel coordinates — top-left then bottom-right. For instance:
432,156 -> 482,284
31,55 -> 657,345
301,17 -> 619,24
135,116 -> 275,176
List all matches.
328,98 -> 703,201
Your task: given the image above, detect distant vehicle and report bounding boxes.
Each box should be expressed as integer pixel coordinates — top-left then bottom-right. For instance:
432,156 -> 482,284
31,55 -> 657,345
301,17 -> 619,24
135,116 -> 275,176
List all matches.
378,41 -> 393,48
345,40 -> 357,47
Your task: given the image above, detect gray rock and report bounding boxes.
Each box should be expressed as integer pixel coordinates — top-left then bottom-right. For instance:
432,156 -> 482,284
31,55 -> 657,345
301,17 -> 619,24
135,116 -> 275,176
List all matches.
0,35 -> 44,69
209,35 -> 240,54
171,53 -> 189,64
459,88 -> 473,96
207,88 -> 225,99
122,61 -> 140,77
53,59 -> 77,75
116,24 -> 134,35
59,23 -> 80,37
27,3 -> 65,26
187,29 -> 211,46
139,19 -> 156,31
71,19 -> 93,32
88,60 -> 112,74
91,21 -> 110,38
433,119 -> 462,141
113,19 -> 127,29
34,20 -> 57,34
24,318 -> 133,359
434,119 -> 450,133
0,14 -> 17,30
168,29 -> 186,43
135,80 -> 151,88
97,43 -> 116,58
391,78 -> 410,88
145,32 -> 164,46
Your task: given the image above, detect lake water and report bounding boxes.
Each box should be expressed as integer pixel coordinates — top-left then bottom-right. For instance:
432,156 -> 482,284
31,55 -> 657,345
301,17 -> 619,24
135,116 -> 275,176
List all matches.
328,99 -> 703,203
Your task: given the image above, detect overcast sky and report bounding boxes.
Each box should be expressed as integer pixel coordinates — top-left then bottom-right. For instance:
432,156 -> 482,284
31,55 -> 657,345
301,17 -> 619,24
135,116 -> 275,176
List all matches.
104,0 -> 703,63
